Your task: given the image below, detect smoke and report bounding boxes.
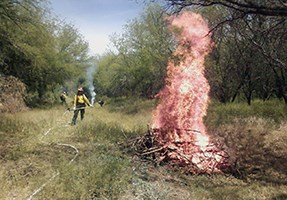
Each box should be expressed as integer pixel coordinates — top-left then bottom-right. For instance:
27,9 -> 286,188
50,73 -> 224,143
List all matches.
86,64 -> 97,105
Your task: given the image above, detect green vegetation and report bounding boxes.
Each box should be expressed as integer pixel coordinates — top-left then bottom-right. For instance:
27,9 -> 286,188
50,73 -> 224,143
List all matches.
95,4 -> 174,99
0,0 -> 93,106
205,100 -> 287,186
1,1 -> 287,107
206,99 -> 287,127
106,96 -> 157,114
1,0 -> 287,199
0,100 -> 287,199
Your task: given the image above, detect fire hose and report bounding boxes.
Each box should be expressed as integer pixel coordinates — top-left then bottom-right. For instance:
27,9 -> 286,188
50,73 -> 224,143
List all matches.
62,105 -> 94,116
66,100 -> 104,111
27,109 -> 80,200
74,105 -> 93,110
27,143 -> 79,200
65,105 -> 93,112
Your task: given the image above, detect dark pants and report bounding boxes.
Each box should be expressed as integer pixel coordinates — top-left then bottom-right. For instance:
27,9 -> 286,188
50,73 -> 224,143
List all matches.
71,104 -> 86,125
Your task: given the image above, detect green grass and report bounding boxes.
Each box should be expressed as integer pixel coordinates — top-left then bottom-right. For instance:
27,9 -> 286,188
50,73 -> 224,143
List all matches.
0,100 -> 287,199
105,96 -> 157,115
205,99 -> 287,128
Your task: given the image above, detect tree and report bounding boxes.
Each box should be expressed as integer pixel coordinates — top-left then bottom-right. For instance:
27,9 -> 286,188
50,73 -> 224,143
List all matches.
163,0 -> 287,17
94,53 -> 125,97
53,23 -> 90,88
96,4 -> 175,98
0,0 -> 91,105
161,0 -> 287,104
0,0 -> 54,98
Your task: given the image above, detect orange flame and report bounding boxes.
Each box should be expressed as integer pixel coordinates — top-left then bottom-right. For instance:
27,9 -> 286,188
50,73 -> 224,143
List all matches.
152,12 -> 212,142
151,12 -> 227,173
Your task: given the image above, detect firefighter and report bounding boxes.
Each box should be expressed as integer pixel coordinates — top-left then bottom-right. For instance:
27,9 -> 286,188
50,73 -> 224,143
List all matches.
98,100 -> 105,107
71,88 -> 92,125
60,91 -> 67,106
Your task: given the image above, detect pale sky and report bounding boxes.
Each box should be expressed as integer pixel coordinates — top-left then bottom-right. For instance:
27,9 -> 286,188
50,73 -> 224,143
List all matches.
49,0 -> 147,55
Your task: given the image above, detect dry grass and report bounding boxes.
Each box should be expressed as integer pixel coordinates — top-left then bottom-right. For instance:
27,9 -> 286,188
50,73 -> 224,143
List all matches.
0,104 -> 152,199
0,100 -> 287,199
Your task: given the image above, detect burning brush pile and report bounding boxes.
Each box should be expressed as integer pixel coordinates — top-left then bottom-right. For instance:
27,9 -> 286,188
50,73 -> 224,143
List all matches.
126,12 -> 233,175
129,127 -> 232,174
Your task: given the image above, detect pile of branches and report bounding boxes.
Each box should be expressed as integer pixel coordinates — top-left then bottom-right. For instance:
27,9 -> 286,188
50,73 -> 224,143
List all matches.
124,128 -> 235,175
0,75 -> 27,113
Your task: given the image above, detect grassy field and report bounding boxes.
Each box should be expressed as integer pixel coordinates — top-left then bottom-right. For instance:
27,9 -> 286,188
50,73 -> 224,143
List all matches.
0,99 -> 287,199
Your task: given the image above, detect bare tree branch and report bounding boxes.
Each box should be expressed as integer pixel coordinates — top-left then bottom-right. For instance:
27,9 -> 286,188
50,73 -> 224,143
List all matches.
164,0 -> 287,16
252,40 -> 287,69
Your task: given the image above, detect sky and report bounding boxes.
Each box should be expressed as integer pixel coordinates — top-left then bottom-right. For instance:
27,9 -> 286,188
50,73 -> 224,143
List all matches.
49,0 -> 147,55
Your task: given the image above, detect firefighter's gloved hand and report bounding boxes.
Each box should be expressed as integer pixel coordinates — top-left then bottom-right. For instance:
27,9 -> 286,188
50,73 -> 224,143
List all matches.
73,107 -> 76,111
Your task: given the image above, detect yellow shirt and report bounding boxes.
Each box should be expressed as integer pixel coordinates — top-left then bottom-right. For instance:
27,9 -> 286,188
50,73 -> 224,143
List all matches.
74,94 -> 90,107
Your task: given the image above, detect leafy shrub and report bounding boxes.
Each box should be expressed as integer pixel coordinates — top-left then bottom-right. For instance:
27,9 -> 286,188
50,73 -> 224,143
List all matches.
25,91 -> 60,108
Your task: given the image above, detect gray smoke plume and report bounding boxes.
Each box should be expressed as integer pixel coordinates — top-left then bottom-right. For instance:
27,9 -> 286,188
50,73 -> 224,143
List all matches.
86,64 -> 97,105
